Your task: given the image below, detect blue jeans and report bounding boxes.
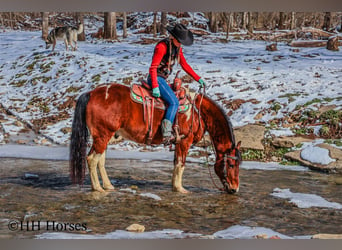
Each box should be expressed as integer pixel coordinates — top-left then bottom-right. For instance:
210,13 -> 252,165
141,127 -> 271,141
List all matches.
147,76 -> 179,124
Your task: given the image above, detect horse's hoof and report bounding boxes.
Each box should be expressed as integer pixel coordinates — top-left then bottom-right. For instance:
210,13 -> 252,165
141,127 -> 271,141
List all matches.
173,187 -> 189,194
103,185 -> 115,191
93,187 -> 105,193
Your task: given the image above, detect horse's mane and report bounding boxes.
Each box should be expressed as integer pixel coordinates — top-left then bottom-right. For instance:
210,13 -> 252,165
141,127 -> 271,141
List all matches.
201,94 -> 236,147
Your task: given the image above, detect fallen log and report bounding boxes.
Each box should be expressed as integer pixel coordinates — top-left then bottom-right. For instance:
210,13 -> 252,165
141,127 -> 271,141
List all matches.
290,39 -> 342,48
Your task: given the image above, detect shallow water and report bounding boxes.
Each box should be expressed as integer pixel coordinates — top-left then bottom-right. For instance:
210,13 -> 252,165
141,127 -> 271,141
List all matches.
0,158 -> 341,239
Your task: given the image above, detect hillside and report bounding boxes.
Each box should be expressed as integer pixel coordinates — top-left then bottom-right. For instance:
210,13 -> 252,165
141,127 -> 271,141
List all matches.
0,13 -> 341,172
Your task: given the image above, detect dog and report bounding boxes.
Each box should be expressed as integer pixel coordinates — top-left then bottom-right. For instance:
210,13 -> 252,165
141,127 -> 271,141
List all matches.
45,24 -> 83,51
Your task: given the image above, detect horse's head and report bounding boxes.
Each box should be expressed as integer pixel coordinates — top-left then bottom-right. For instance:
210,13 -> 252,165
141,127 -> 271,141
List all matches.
215,141 -> 242,194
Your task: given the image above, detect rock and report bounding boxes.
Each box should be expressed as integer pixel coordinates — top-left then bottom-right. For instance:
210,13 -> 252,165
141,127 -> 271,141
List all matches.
126,224 -> 145,233
234,125 -> 265,150
312,234 -> 342,239
284,144 -> 342,173
17,139 -> 28,144
271,138 -> 294,148
272,136 -> 313,148
266,43 -> 278,51
60,127 -> 71,134
255,234 -> 268,239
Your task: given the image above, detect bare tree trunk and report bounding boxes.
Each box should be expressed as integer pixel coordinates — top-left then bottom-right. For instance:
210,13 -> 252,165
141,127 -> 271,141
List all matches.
247,12 -> 254,34
278,12 -> 285,30
122,12 -> 127,38
153,12 -> 157,38
41,12 -> 49,40
104,12 -> 117,39
241,12 -> 247,30
322,12 -> 331,31
290,12 -> 296,30
161,12 -> 167,36
76,12 -> 85,41
113,12 -> 117,39
208,12 -> 218,33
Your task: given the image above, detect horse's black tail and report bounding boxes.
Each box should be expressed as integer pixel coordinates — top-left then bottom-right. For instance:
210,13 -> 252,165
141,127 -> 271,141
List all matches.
70,92 -> 90,185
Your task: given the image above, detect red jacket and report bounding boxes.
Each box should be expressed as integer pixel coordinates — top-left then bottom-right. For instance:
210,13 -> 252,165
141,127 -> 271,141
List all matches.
149,40 -> 200,88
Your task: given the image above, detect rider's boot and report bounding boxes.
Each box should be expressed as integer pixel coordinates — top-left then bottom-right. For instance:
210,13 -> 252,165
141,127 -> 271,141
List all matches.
161,119 -> 174,145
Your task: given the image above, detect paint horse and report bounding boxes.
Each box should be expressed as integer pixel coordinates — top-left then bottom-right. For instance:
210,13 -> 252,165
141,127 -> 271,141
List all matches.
69,83 -> 241,194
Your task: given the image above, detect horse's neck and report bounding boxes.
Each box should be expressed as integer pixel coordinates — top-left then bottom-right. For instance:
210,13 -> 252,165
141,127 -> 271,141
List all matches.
195,94 -> 234,153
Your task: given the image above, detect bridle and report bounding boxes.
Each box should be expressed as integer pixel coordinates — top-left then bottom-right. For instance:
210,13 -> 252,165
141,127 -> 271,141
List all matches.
206,143 -> 240,191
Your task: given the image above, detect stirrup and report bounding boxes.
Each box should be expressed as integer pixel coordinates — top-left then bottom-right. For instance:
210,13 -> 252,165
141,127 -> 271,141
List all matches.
162,135 -> 176,146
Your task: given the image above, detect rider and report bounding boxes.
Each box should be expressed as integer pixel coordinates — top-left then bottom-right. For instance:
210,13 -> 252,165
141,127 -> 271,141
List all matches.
147,23 -> 206,142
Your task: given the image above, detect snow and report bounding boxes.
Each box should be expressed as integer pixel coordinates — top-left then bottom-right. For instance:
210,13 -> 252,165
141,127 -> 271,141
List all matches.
36,225 -> 312,239
300,145 -> 336,165
0,144 -> 308,172
140,193 -> 162,200
269,128 -> 295,137
271,188 -> 342,209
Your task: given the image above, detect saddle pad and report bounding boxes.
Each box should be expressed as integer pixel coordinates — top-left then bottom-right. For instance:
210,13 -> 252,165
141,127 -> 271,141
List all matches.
130,84 -> 190,113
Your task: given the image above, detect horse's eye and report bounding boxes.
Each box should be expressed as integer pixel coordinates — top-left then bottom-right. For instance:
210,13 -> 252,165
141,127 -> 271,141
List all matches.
229,164 -> 234,169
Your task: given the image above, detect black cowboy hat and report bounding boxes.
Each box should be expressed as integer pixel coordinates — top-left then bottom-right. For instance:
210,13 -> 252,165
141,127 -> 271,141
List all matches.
166,24 -> 194,46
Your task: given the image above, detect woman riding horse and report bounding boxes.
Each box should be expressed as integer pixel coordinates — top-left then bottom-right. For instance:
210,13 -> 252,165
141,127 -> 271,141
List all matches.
147,23 -> 206,142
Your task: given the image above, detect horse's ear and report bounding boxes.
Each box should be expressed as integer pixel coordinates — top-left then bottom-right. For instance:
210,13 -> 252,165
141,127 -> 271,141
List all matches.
236,141 -> 241,150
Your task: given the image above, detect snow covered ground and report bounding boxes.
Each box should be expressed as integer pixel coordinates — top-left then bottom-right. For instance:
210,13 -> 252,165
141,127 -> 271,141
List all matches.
0,14 -> 341,146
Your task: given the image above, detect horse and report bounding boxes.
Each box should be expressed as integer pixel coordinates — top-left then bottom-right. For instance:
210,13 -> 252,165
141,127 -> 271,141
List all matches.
69,83 -> 242,194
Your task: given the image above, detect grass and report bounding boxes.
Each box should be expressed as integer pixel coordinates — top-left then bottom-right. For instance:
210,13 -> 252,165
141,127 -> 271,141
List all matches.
242,149 -> 265,161
271,102 -> 282,113
324,139 -> 342,147
303,98 -> 322,107
271,147 -> 291,159
91,74 -> 101,83
279,160 -> 301,166
10,80 -> 27,87
278,93 -> 300,103
66,86 -> 82,93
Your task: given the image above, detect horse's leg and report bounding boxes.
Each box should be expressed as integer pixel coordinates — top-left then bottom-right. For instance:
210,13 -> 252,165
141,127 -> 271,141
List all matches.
172,140 -> 192,194
87,150 -> 105,192
98,151 -> 114,190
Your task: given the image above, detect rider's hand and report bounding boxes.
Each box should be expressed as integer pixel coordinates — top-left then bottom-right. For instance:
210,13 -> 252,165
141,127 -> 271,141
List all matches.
198,78 -> 206,88
152,87 -> 161,98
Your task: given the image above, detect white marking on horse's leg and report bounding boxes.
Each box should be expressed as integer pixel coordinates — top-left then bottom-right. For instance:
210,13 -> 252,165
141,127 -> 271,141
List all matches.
105,85 -> 111,100
87,152 -> 105,192
98,151 -> 114,190
172,156 -> 189,194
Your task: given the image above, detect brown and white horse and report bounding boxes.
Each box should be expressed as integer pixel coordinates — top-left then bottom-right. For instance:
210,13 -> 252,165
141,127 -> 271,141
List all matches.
70,83 -> 241,194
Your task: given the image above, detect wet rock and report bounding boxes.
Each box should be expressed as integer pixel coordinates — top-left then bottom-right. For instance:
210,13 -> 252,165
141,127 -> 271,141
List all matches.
23,173 -> 39,180
312,234 -> 342,239
126,223 -> 145,233
234,125 -> 265,150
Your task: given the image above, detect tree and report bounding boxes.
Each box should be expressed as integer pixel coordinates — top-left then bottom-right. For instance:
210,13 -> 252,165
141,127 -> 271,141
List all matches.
247,12 -> 254,34
122,12 -> 128,38
290,12 -> 296,30
41,12 -> 49,40
241,12 -> 248,30
153,12 -> 157,38
104,12 -> 117,40
208,12 -> 218,33
76,12 -> 85,41
322,12 -> 331,31
161,12 -> 167,36
278,12 -> 285,30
